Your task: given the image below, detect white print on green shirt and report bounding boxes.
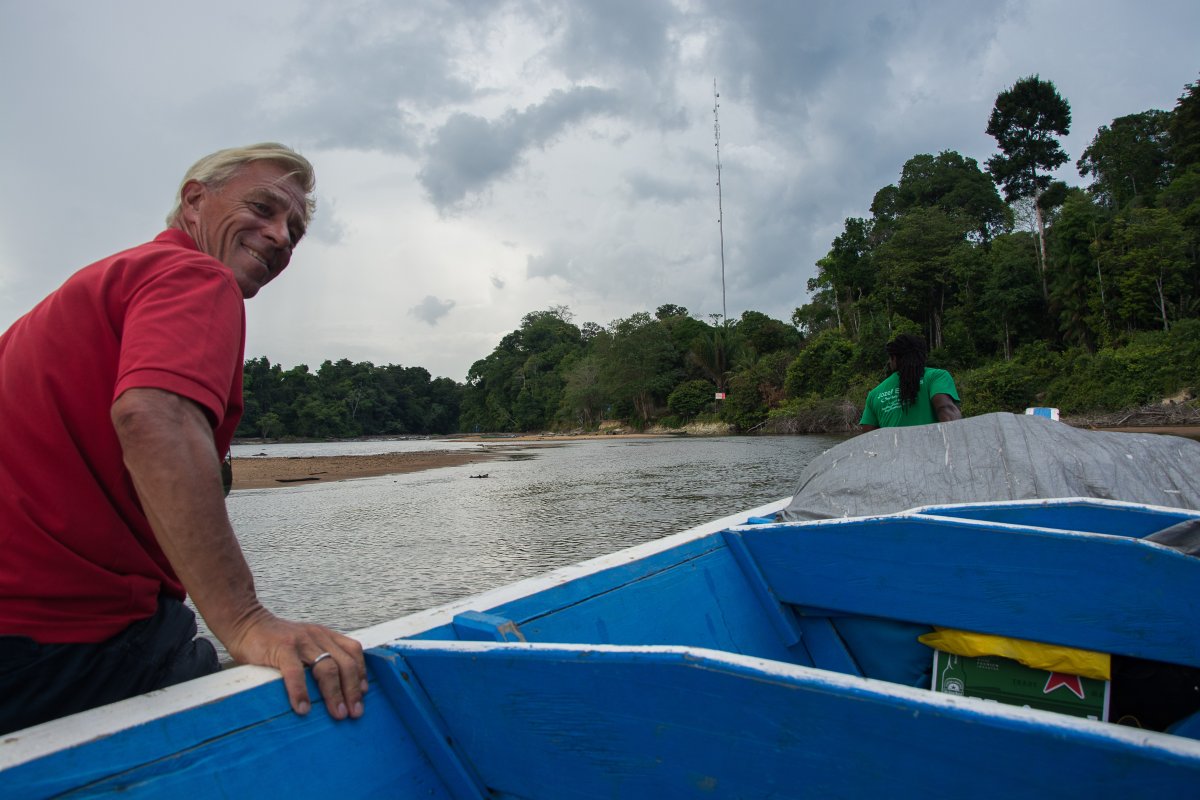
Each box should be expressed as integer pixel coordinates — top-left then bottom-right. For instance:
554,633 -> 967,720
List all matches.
878,376 -> 926,414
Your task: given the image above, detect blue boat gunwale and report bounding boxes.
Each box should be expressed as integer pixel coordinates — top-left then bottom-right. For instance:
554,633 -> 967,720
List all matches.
733,504 -> 1200,562
908,495 -> 1200,537
3,495 -> 1198,776
0,497 -> 792,770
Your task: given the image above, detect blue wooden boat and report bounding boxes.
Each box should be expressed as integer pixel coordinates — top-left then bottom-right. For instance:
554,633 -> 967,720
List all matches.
3,492 -> 1199,798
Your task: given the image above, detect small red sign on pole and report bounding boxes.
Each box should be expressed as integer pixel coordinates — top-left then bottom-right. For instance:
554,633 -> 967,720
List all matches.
715,392 -> 726,400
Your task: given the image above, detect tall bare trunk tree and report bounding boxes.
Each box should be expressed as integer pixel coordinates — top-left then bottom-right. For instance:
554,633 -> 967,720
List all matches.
986,75 -> 1072,303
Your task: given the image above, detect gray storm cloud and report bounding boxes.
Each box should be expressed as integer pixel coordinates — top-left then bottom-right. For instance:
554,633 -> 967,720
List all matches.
417,86 -> 623,210
409,295 -> 457,325
272,4 -> 478,154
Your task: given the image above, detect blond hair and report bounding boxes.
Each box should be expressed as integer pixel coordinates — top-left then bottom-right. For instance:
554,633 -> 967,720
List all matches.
166,143 -> 316,226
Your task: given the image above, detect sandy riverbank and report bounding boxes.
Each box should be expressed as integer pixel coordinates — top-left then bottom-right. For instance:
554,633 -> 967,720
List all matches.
231,450 -> 501,490
448,432 -> 673,443
230,432 -> 668,489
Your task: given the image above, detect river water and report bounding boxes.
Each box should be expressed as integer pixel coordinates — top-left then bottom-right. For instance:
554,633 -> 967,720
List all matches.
217,435 -> 844,639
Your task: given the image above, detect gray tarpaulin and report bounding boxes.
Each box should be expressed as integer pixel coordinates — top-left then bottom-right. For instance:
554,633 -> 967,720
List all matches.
780,412 -> 1200,521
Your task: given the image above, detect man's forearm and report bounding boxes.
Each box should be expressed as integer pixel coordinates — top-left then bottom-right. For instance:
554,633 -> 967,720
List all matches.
933,394 -> 963,422
111,388 -> 267,647
112,387 -> 368,721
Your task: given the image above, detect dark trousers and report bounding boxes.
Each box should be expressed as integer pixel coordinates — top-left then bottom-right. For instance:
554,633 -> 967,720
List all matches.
0,597 -> 220,735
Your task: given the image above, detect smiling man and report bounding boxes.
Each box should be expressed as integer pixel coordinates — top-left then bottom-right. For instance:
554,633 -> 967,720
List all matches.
0,144 -> 366,735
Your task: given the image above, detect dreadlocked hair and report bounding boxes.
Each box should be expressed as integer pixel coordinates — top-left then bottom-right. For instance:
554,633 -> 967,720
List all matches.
885,334 -> 928,411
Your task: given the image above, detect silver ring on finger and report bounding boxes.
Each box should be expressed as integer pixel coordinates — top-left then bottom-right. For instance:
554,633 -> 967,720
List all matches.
310,651 -> 333,668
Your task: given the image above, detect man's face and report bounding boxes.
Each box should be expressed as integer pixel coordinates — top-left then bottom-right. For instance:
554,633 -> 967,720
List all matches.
179,161 -> 308,298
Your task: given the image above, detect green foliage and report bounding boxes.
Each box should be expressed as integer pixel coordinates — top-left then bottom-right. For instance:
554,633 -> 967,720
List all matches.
719,370 -> 767,430
598,312 -> 679,423
1161,165 -> 1200,232
936,311 -> 978,372
986,75 -> 1072,204
1077,110 -> 1172,209
955,342 -> 1065,415
237,357 -> 463,439
657,306 -> 717,379
1046,193 -> 1105,349
557,353 -> 606,429
792,287 -> 839,339
784,329 -> 860,399
667,380 -> 715,421
801,217 -> 875,338
1159,167 -> 1200,304
460,307 -> 584,432
896,151 -> 1011,241
736,310 -> 802,356
717,349 -> 796,431
1045,320 -> 1200,412
1109,207 -> 1191,331
1038,180 -> 1071,213
687,324 -> 741,391
1165,318 -> 1200,387
256,411 -> 283,439
873,206 -> 976,346
1169,77 -> 1200,171
768,395 -> 861,434
978,231 -> 1044,355
953,323 -> 1200,417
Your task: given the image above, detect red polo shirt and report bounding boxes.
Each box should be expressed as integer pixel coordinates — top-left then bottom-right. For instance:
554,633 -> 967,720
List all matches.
0,230 -> 245,642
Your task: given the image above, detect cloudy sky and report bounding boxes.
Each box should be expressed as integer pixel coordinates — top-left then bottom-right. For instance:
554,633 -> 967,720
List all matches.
2,1 -> 1197,381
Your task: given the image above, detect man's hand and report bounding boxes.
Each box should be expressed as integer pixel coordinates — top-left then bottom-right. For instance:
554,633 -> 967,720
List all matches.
112,387 -> 367,720
224,609 -> 367,719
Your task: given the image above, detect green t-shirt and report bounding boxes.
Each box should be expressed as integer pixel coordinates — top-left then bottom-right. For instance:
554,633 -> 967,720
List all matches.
859,367 -> 960,427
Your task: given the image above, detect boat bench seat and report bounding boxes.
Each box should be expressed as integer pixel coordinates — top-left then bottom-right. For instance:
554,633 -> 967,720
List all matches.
730,513 -> 1200,670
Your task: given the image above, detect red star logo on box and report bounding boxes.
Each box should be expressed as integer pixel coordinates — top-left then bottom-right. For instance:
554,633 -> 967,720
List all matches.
1043,672 -> 1085,699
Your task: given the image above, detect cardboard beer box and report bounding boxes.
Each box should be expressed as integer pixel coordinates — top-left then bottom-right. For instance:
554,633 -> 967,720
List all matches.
932,651 -> 1110,721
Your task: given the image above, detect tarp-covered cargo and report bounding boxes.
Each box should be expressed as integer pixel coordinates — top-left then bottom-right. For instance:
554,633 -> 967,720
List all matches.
781,412 -> 1200,521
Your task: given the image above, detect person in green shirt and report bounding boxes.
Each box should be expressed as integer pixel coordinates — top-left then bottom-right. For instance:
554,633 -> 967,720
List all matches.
860,334 -> 962,430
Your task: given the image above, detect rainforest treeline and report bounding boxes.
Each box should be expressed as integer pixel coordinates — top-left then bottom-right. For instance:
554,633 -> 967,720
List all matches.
237,74 -> 1200,439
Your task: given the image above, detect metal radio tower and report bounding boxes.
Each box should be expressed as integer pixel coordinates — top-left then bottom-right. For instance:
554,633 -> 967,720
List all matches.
713,79 -> 728,328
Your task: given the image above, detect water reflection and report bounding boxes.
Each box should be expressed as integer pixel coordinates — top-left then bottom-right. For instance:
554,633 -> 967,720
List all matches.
210,435 -> 842,647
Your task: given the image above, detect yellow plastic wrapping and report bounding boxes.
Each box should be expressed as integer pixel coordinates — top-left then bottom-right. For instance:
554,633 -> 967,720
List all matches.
918,628 -> 1111,681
